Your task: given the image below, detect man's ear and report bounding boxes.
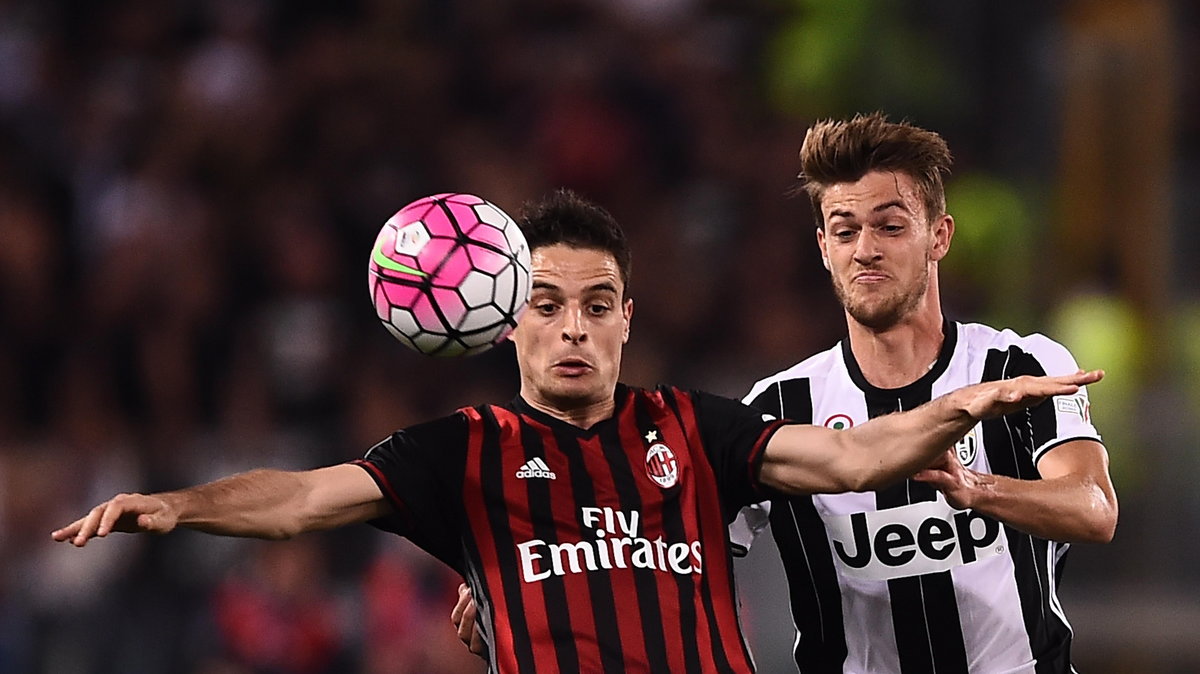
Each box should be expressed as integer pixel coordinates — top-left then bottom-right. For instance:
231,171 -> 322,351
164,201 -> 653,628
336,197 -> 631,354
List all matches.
815,226 -> 831,271
622,298 -> 633,343
930,214 -> 954,262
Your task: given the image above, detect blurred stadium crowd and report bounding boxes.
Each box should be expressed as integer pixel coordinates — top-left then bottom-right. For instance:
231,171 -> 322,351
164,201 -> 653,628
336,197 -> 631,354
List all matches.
1,0 -> 1197,672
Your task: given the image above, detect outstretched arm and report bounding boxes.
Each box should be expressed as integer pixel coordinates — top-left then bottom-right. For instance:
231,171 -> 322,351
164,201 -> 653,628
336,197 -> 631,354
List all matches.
758,370 -> 1104,495
52,464 -> 390,546
913,439 -> 1117,543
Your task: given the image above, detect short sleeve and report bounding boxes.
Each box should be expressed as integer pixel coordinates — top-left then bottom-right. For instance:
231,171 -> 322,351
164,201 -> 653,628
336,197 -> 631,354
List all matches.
689,390 -> 791,521
991,333 -> 1104,464
352,412 -> 470,569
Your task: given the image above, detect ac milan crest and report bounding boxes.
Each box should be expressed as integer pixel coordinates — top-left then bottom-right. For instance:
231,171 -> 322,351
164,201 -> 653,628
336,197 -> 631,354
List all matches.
645,443 -> 678,489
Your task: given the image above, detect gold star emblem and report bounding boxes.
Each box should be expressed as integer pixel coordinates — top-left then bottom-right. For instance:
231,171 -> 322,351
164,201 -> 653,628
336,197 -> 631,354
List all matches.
645,430 -> 658,443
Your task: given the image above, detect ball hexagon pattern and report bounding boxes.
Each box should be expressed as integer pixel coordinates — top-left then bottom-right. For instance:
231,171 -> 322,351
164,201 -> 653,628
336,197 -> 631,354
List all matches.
368,193 -> 531,356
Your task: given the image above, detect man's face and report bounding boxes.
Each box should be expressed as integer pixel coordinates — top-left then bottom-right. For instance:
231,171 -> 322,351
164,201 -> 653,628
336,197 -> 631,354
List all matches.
816,170 -> 952,330
510,244 -> 632,410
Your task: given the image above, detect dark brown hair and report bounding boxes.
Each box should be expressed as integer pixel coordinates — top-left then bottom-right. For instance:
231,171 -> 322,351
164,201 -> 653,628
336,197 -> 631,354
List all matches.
519,188 -> 632,293
798,112 -> 952,225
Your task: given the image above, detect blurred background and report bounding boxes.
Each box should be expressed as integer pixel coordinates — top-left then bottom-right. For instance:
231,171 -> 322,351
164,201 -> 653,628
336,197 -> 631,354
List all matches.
1,0 -> 1197,672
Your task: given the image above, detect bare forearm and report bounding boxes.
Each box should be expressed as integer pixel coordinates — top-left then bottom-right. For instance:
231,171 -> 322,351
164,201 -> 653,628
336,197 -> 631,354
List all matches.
53,463 -> 388,547
839,391 -> 976,490
959,473 -> 1117,543
160,469 -> 314,539
758,371 -> 1100,495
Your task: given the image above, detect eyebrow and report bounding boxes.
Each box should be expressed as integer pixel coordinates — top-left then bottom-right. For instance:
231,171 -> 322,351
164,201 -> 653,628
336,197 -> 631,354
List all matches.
531,281 -> 620,295
827,200 -> 909,220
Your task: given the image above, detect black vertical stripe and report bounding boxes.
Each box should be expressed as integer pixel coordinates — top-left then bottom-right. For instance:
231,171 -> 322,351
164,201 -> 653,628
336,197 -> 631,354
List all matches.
770,499 -> 848,673
630,392 -> 709,673
867,384 -> 969,674
477,408 -> 538,673
526,420 -> 579,673
749,379 -> 850,672
980,347 -> 1073,672
457,416 -> 496,668
652,388 -> 734,671
596,417 -> 673,672
549,422 -> 626,672
748,378 -> 812,422
1008,349 -> 1058,451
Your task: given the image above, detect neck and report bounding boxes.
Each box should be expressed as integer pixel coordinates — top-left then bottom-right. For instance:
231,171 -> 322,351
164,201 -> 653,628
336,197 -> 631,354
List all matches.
846,289 -> 945,390
522,389 -> 617,429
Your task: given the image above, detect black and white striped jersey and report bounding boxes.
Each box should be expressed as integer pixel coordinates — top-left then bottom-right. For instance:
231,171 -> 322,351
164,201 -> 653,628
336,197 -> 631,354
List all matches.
732,320 -> 1101,674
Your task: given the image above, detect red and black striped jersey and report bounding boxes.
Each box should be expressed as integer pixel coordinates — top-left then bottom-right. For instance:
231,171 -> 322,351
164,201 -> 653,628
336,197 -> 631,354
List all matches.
354,383 -> 788,673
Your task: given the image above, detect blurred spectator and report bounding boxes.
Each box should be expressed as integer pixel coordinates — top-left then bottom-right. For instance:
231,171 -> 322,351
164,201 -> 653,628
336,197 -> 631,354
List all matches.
2,0 -> 1196,671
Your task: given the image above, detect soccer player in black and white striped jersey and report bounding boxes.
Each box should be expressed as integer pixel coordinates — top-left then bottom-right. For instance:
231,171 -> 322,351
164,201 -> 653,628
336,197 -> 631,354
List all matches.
53,190 -> 1102,674
732,113 -> 1118,674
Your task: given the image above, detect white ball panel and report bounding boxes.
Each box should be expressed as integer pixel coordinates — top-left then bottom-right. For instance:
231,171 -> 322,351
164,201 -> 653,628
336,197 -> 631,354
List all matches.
388,306 -> 422,337
493,264 -> 517,310
474,203 -> 513,229
504,223 -> 531,268
458,269 -> 498,309
458,304 -> 506,333
411,331 -> 451,354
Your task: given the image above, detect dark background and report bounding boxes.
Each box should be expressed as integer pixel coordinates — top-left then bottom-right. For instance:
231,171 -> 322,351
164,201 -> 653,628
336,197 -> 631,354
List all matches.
2,1 -> 1197,672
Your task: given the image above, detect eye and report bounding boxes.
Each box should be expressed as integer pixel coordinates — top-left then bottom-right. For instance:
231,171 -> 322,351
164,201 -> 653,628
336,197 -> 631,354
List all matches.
534,302 -> 558,316
833,228 -> 855,241
588,303 -> 612,316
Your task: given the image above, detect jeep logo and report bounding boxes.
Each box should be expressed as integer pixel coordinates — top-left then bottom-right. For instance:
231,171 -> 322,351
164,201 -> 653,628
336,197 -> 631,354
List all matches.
823,500 -> 1005,581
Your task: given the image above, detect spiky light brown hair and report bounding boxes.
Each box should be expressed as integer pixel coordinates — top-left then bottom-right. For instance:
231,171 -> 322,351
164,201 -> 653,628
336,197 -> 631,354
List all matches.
798,112 -> 953,225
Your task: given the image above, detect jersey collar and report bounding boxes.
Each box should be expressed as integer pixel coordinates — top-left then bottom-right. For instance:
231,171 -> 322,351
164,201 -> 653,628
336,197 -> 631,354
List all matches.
841,318 -> 958,398
510,383 -> 631,436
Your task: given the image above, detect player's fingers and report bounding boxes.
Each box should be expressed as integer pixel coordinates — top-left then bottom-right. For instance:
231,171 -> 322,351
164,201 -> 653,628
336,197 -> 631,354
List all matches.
469,624 -> 486,656
136,512 -> 163,533
451,583 -> 472,623
1043,369 -> 1102,391
911,469 -> 936,482
457,599 -> 478,647
72,502 -> 109,546
98,494 -> 143,536
51,517 -> 86,542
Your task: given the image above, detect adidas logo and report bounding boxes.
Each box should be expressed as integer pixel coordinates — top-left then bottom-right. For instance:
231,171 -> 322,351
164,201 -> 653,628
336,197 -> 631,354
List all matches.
516,457 -> 556,480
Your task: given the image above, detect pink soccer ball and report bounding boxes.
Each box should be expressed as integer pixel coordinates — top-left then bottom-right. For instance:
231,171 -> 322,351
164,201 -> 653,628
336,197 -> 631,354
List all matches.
369,193 -> 531,356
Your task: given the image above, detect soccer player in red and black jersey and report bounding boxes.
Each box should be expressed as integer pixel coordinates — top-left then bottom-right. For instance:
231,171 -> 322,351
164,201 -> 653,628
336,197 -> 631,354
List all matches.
52,189 -> 1103,674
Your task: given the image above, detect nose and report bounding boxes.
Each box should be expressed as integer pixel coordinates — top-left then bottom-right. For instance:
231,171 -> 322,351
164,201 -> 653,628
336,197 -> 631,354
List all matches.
561,305 -> 587,344
852,229 -> 882,265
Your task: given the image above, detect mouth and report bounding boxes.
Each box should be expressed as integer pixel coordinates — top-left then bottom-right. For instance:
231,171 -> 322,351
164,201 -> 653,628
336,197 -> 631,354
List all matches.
852,270 -> 890,284
551,358 -> 593,376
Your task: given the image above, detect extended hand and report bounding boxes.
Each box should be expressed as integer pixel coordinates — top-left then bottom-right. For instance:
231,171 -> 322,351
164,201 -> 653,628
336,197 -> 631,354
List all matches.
451,582 -> 486,657
51,493 -> 179,547
961,370 -> 1102,421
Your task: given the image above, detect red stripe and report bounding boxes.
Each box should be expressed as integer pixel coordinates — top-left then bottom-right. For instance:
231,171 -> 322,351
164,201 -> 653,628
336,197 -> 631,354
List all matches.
673,391 -> 754,670
577,434 -> 651,670
650,391 -> 721,668
461,409 -> 521,673
528,417 -> 602,672
349,459 -> 414,527
747,419 -> 789,496
616,397 -> 689,673
491,407 -> 553,672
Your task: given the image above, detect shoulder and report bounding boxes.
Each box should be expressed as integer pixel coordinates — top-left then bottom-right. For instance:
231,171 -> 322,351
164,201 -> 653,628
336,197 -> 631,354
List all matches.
958,321 -> 1082,377
649,384 -> 730,410
741,342 -> 842,405
389,410 -> 472,449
